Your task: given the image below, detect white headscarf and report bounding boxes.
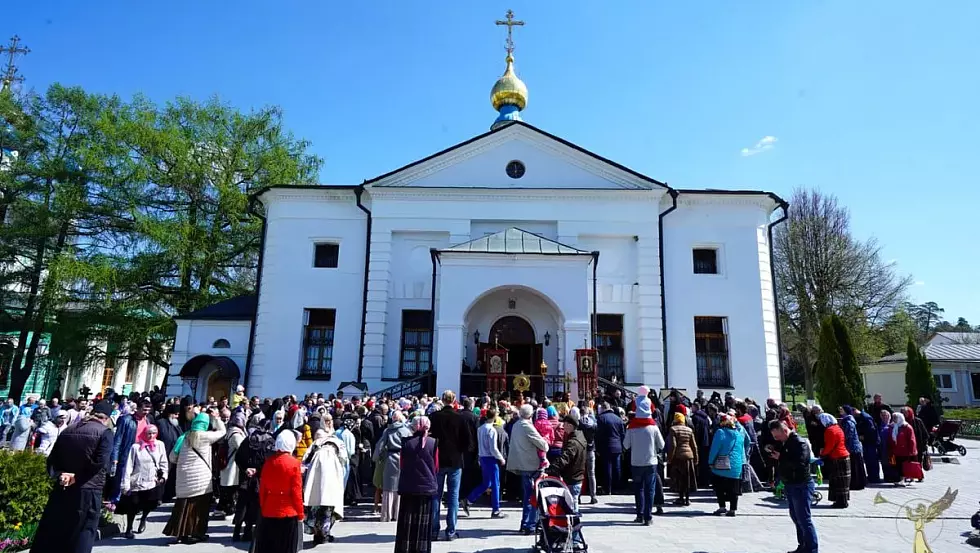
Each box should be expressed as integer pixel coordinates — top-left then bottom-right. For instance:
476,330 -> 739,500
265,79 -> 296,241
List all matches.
275,429 -> 298,453
891,412 -> 907,442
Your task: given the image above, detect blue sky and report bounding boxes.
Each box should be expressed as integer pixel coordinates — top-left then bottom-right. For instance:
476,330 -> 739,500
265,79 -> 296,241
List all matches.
6,1 -> 979,322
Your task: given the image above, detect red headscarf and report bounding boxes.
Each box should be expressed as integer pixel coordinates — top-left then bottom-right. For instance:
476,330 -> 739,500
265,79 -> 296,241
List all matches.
138,424 -> 158,452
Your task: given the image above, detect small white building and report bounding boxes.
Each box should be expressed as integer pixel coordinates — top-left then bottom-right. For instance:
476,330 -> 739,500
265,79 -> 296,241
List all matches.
166,46 -> 787,403
862,333 -> 980,408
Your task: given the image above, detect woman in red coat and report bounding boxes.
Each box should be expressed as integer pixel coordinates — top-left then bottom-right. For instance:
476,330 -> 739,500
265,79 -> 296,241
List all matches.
256,430 -> 305,553
889,412 -> 918,485
817,413 -> 851,508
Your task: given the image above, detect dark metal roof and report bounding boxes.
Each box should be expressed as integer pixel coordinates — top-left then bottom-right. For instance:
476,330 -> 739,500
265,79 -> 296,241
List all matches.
174,295 -> 257,321
439,228 -> 592,256
179,355 -> 241,379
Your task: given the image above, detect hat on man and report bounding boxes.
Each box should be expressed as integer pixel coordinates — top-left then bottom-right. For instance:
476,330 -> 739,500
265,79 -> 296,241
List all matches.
92,401 -> 114,418
565,407 -> 581,427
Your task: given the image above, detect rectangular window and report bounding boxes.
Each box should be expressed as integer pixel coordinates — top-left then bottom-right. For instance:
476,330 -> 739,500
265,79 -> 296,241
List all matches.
695,316 -> 731,387
400,310 -> 433,378
101,367 -> 115,391
313,243 -> 340,268
595,314 -> 624,381
933,373 -> 954,390
693,248 -> 718,274
301,309 -> 335,379
101,342 -> 119,390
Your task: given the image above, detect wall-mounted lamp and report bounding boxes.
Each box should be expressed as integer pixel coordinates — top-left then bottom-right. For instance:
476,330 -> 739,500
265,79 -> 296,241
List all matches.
473,329 -> 480,345
544,331 -> 551,346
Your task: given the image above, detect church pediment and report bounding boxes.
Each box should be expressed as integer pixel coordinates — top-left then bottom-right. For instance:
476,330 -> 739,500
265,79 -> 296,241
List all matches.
365,122 -> 664,190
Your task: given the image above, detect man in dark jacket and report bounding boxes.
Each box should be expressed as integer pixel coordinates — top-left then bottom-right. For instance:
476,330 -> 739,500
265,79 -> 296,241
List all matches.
429,390 -> 473,541
547,410 -> 587,503
458,397 -> 481,505
31,401 -> 114,553
595,401 -> 625,494
769,419 -> 818,553
155,405 -> 183,501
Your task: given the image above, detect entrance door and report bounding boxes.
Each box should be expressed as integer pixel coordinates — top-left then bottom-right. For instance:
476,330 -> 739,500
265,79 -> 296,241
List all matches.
206,368 -> 232,402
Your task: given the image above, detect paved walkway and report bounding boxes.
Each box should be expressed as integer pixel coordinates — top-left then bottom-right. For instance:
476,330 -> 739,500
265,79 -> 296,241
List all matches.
94,443 -> 980,553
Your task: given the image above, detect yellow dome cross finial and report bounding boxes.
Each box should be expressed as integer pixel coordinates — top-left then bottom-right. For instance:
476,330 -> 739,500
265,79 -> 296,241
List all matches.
495,9 -> 524,57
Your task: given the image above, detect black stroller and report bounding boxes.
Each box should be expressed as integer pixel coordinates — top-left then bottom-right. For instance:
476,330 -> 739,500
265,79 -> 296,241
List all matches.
929,420 -> 968,456
531,476 -> 587,553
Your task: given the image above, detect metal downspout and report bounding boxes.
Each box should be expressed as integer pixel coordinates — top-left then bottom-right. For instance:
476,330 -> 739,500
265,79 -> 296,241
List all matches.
355,186 -> 372,383
658,189 -> 679,388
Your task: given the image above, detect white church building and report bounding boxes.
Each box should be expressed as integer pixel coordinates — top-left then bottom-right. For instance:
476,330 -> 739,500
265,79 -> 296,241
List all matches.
166,23 -> 787,403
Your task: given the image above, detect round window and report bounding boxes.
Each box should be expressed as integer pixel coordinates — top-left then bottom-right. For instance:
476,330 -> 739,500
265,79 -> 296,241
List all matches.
506,160 -> 526,179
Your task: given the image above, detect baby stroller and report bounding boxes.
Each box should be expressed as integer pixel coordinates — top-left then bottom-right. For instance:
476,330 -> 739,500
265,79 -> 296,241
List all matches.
773,458 -> 823,506
530,476 -> 587,553
930,420 -> 968,456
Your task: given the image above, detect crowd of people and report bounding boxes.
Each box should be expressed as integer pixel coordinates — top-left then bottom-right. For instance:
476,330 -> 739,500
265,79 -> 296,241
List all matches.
1,384 -> 944,553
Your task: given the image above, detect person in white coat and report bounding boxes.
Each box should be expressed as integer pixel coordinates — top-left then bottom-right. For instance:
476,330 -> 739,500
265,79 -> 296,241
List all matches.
163,409 -> 226,545
303,428 -> 349,545
35,412 -> 68,456
119,424 -> 168,538
217,411 -> 247,518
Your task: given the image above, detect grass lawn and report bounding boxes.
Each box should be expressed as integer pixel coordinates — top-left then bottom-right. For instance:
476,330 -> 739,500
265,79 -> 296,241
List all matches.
944,407 -> 980,420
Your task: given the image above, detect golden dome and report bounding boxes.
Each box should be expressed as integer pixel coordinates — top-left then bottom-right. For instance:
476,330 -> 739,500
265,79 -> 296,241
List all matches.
491,55 -> 527,111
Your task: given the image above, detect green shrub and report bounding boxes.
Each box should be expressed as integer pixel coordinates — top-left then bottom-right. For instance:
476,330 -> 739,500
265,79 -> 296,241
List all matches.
0,451 -> 53,534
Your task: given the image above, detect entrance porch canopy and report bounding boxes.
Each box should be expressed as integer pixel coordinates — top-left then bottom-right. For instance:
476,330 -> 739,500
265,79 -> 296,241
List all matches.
432,228 -> 598,397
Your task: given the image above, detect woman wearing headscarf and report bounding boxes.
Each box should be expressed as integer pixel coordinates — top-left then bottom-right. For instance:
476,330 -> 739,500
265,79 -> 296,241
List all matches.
394,416 -> 438,553
218,411 -> 248,518
303,427 -> 349,545
9,411 -> 32,451
119,424 -> 168,538
878,410 -> 901,483
889,412 -> 918,485
623,395 -> 666,523
844,404 -> 881,484
374,411 -> 413,522
805,406 -> 825,455
837,407 -> 867,491
901,406 -> 929,472
707,415 -> 745,516
255,431 -> 305,553
817,412 -> 850,508
667,412 -> 698,506
163,409 -> 226,544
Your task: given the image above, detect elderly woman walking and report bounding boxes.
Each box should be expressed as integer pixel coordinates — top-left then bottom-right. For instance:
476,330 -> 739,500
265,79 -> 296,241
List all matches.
303,428 -> 349,545
255,431 -> 305,553
889,412 -> 918,485
817,412 -> 851,508
667,412 -> 698,506
218,411 -> 248,518
164,409 -> 225,544
707,415 -> 745,517
394,416 -> 439,553
119,424 -> 168,539
838,407 -> 867,490
375,411 -> 413,522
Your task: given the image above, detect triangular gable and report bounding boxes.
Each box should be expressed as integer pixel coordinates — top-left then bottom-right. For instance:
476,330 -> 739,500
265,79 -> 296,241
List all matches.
440,228 -> 593,256
365,121 -> 665,190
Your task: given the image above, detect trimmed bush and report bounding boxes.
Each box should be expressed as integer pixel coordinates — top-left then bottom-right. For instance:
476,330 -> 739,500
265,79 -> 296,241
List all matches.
0,451 -> 53,534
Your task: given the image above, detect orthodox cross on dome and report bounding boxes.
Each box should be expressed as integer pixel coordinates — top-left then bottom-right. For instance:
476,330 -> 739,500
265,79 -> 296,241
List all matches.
495,9 -> 524,56
0,36 -> 30,91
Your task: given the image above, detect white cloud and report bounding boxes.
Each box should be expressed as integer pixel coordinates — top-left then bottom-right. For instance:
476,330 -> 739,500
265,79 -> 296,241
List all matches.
914,281 -> 926,286
741,135 -> 778,157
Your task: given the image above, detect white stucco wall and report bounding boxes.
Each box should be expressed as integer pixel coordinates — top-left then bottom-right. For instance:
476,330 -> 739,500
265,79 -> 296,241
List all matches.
249,188 -> 367,399
662,194 -> 782,401
166,319 -> 251,399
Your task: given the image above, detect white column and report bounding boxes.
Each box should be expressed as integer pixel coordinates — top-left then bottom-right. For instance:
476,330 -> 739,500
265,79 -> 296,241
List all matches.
363,227 -> 393,381
636,232 -> 664,388
435,323 -> 463,395
563,321 -> 590,401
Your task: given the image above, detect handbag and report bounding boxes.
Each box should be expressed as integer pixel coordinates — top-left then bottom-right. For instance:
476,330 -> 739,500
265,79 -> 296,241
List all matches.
922,455 -> 933,471
713,439 -> 737,471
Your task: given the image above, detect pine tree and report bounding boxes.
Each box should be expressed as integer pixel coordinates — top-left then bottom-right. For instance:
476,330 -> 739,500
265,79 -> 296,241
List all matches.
815,316 -> 847,410
904,338 -> 939,411
831,314 -> 866,407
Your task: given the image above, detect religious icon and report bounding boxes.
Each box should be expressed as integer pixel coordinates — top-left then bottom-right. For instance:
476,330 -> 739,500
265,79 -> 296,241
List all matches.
874,487 -> 958,553
490,355 -> 503,374
513,372 -> 531,393
579,356 -> 593,373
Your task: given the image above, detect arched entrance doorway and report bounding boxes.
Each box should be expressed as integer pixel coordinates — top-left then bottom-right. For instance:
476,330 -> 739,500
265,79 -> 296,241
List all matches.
463,314 -> 545,399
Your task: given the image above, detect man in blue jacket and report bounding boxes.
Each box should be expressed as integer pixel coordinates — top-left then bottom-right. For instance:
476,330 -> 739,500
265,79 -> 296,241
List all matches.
595,401 -> 625,494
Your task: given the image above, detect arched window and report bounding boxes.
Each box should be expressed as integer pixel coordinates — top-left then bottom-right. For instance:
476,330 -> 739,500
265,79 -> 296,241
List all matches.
212,339 -> 231,349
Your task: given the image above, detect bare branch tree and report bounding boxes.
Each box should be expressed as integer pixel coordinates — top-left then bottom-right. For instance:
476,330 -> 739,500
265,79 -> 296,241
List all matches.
773,188 -> 913,396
